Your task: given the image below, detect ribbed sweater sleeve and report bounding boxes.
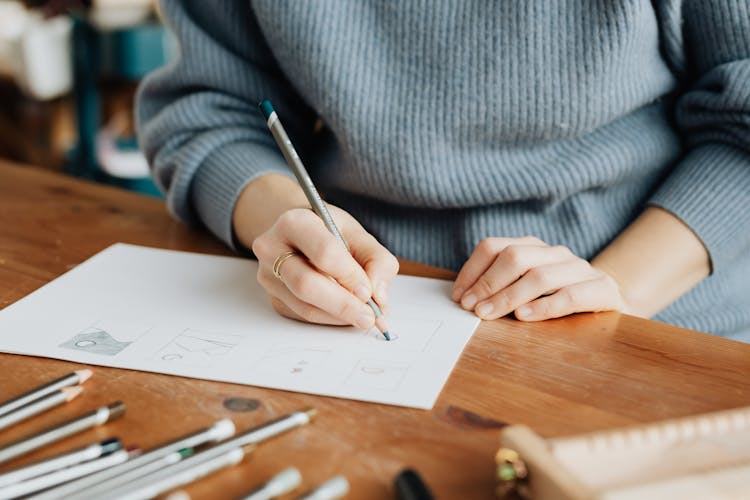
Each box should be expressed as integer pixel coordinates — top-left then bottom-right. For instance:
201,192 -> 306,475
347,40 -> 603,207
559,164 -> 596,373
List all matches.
649,0 -> 750,272
135,0 -> 312,248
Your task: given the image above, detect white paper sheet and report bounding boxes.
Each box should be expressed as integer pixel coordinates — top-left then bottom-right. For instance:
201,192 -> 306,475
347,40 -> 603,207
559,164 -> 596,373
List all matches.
0,244 -> 479,409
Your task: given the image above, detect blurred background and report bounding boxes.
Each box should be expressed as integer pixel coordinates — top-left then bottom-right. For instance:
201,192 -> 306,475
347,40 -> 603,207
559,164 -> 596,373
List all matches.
0,0 -> 171,196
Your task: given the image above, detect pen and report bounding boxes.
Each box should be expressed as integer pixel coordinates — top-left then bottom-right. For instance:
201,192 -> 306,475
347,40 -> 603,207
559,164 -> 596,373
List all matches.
394,469 -> 434,500
259,99 -> 391,340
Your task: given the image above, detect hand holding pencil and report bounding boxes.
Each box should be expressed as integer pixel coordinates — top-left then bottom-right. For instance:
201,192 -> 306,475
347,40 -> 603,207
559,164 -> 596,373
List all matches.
249,189 -> 398,333
233,101 -> 398,336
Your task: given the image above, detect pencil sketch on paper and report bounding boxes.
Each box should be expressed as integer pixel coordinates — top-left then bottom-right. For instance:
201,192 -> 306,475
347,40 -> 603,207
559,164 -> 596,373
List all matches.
60,327 -> 133,356
155,329 -> 241,363
253,345 -> 331,376
360,318 -> 443,352
344,359 -> 410,391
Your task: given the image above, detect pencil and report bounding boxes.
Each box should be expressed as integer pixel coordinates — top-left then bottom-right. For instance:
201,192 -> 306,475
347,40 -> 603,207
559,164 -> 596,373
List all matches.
0,401 -> 125,465
259,99 -> 391,340
55,447 -> 194,500
0,386 -> 82,431
239,466 -> 302,500
102,445 -> 253,500
298,475 -> 350,500
0,447 -> 135,498
0,369 -> 92,418
39,419 -> 233,500
0,438 -> 121,488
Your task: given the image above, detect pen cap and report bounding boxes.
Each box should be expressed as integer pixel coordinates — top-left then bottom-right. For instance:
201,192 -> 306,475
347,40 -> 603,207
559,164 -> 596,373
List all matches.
394,469 -> 434,500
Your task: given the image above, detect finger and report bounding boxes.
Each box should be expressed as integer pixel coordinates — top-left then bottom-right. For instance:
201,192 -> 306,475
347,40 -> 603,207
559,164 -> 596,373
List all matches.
452,237 -> 545,302
473,259 -> 596,320
514,275 -> 624,321
273,209 -> 374,303
460,244 -> 573,311
345,228 -> 399,310
275,252 -> 376,329
259,270 -> 349,325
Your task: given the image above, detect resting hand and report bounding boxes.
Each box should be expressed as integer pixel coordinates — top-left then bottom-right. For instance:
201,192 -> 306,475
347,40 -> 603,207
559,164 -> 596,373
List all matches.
451,237 -> 624,321
251,205 -> 399,329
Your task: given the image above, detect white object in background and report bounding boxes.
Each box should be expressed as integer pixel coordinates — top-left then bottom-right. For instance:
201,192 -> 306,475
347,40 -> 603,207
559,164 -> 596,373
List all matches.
0,3 -> 72,101
89,0 -> 155,30
0,243 -> 480,409
96,112 -> 150,179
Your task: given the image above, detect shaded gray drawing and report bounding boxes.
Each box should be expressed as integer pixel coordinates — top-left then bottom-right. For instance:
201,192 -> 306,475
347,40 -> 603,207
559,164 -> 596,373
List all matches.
155,329 -> 241,364
60,328 -> 131,356
345,359 -> 410,391
254,346 -> 331,376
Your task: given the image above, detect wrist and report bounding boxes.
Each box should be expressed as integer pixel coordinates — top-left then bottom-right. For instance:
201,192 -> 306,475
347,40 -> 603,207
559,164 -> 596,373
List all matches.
232,173 -> 309,250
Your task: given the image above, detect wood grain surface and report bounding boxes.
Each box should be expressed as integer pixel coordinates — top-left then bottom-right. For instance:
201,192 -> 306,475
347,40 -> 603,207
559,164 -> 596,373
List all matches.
1,161 -> 749,499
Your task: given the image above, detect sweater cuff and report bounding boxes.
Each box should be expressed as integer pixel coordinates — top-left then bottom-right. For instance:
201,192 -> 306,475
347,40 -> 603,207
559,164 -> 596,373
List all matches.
648,143 -> 750,273
191,141 -> 293,251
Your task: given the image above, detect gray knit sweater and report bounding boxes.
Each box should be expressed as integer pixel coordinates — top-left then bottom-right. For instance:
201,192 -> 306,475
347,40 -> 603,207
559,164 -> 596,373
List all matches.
136,1 -> 750,342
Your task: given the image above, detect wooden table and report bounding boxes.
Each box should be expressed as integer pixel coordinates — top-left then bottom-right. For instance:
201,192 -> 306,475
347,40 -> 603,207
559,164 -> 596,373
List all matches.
1,160 -> 749,499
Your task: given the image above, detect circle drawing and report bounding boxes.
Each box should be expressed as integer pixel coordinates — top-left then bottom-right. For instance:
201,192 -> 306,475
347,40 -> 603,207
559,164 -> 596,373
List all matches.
162,353 -> 182,361
75,340 -> 96,347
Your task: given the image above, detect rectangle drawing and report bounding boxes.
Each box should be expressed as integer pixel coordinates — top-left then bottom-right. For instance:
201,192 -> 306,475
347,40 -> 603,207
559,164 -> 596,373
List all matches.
154,329 -> 242,365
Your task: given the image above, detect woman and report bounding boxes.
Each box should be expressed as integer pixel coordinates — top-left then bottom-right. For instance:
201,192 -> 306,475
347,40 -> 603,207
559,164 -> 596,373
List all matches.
137,1 -> 750,342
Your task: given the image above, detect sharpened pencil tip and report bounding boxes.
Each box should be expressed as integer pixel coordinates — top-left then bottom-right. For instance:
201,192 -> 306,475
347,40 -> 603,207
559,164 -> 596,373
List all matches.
383,331 -> 391,341
62,386 -> 84,401
75,368 -> 93,383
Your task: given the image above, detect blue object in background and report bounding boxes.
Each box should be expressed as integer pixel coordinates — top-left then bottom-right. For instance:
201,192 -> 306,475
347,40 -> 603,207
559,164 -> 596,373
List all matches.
68,16 -> 173,198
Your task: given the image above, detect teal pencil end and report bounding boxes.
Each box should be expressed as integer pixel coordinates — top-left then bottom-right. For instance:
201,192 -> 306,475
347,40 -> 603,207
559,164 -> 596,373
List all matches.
258,99 -> 275,119
383,331 -> 391,341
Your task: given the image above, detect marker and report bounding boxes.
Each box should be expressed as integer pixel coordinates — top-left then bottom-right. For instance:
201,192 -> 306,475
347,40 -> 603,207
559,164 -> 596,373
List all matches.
0,438 -> 121,488
297,475 -> 349,500
36,419 -> 234,500
0,448 -> 136,499
0,386 -> 82,431
0,369 -> 92,417
0,401 -> 125,465
104,445 -> 252,500
240,467 -> 302,500
394,469 -> 435,500
259,99 -> 391,340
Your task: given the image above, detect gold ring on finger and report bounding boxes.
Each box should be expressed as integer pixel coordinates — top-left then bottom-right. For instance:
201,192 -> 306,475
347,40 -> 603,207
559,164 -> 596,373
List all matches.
272,251 -> 299,280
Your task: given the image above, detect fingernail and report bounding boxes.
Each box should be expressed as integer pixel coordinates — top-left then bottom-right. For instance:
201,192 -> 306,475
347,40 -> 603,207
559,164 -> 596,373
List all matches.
354,283 -> 371,302
462,294 -> 478,310
452,287 -> 464,301
517,306 -> 532,318
476,302 -> 494,318
355,313 -> 374,330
